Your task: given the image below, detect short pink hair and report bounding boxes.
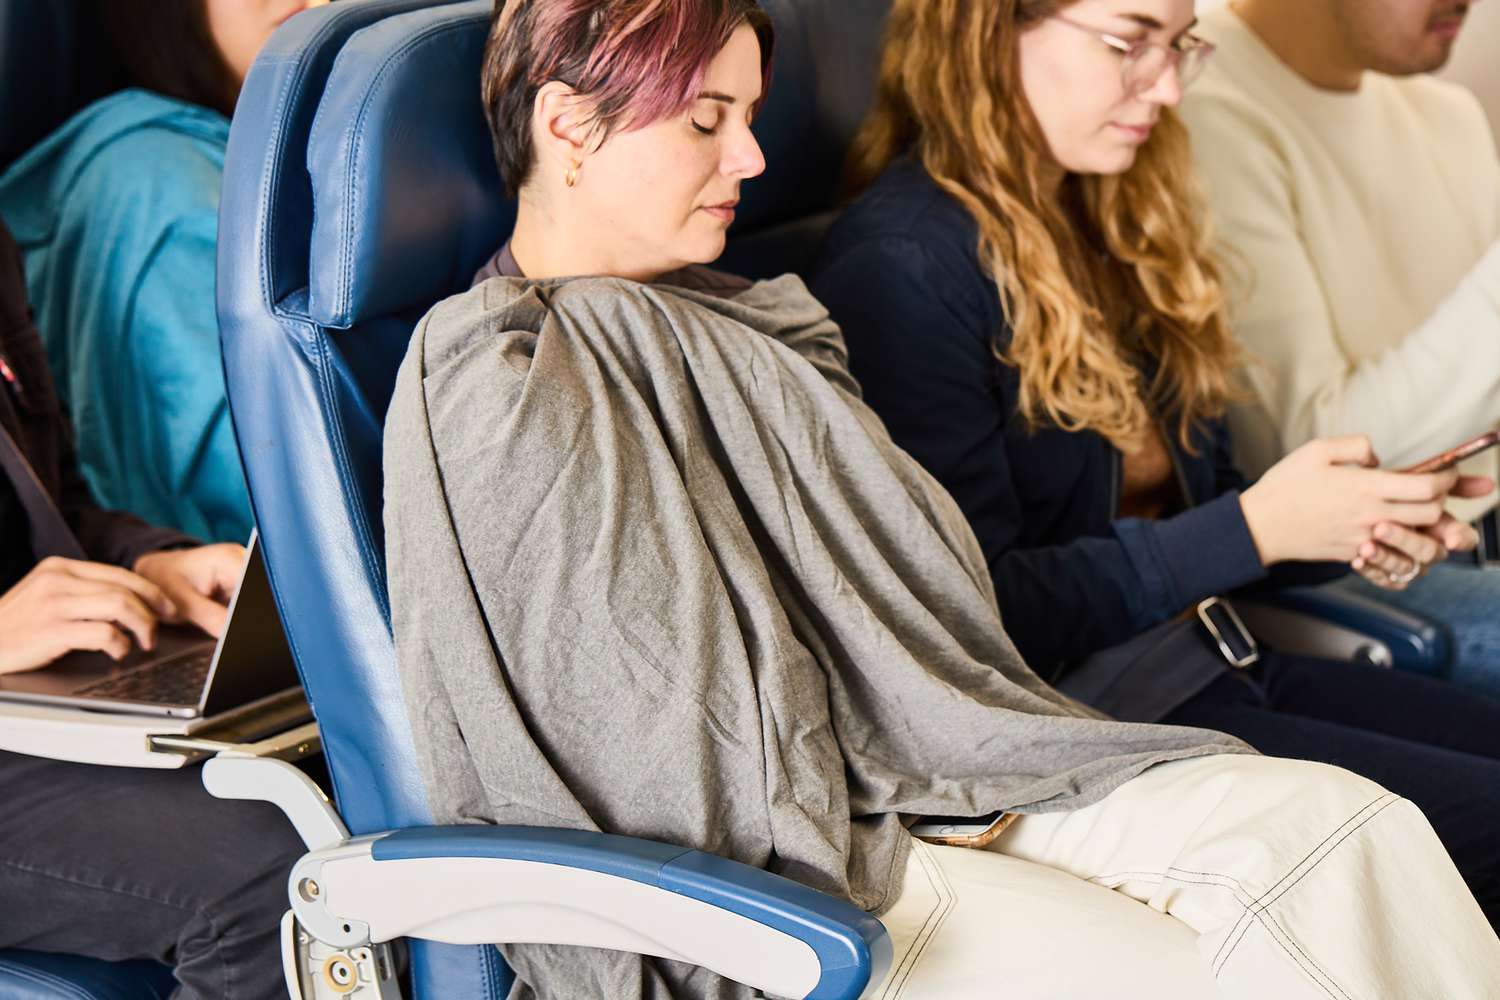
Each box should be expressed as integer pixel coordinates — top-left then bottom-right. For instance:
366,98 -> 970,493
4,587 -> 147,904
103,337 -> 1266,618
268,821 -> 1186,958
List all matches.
482,0 -> 775,194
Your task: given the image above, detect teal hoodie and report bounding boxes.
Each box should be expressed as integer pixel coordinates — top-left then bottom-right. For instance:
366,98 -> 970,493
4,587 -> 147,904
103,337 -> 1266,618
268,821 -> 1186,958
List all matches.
0,89 -> 251,543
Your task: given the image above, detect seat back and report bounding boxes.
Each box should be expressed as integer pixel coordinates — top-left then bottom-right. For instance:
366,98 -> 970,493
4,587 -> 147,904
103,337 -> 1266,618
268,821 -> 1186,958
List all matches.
218,1 -> 889,995
217,3 -> 508,995
721,0 -> 890,278
0,0 -> 123,169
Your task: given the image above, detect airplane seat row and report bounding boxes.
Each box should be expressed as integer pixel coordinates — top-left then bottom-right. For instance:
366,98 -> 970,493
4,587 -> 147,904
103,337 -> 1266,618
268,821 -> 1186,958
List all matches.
0,0 -> 1464,997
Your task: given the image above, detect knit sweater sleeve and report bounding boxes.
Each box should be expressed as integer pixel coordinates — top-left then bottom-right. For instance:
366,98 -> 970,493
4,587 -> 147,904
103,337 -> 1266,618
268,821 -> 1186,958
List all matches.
1184,88 -> 1500,476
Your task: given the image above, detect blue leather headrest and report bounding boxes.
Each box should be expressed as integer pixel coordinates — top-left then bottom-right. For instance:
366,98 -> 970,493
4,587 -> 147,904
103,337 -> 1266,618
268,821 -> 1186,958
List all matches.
0,0 -> 122,168
304,0 -> 890,324
307,0 -> 506,328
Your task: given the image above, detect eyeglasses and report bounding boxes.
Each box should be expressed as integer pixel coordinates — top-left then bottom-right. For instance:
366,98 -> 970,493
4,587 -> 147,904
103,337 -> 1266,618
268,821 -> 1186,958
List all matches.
1050,15 -> 1216,96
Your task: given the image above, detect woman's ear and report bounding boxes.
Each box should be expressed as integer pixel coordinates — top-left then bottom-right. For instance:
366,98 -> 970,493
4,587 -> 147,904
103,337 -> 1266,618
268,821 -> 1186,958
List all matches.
532,81 -> 596,187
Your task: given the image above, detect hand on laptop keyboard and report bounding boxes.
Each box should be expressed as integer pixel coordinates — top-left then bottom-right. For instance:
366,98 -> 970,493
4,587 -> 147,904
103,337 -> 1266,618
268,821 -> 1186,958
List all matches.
133,543 -> 246,638
0,557 -> 177,676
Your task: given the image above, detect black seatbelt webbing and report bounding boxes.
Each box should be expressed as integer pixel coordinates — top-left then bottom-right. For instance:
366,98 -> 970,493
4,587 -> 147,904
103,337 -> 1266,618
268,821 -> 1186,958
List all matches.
0,420 -> 86,562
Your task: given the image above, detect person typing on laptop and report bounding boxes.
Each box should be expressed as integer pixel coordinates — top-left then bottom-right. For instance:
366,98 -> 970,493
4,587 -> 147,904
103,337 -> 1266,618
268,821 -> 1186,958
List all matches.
0,218 -> 303,999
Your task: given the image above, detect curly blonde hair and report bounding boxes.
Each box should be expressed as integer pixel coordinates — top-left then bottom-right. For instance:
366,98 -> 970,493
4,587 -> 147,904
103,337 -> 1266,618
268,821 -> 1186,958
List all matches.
846,0 -> 1238,451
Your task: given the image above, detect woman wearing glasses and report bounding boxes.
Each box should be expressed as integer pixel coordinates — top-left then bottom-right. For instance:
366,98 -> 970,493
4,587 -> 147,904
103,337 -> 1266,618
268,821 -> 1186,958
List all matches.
813,0 -> 1500,931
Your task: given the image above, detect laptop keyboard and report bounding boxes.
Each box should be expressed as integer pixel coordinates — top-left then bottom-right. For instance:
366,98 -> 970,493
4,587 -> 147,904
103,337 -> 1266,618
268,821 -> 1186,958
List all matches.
74,650 -> 214,706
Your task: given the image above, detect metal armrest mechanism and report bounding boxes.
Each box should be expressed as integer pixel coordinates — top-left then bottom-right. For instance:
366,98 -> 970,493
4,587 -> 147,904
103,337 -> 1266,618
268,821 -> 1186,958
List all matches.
203,751 -> 401,999
280,911 -> 401,1000
203,756 -> 890,1000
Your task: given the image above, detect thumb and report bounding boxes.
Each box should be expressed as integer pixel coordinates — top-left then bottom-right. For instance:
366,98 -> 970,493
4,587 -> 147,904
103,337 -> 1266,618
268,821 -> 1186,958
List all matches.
1451,475 -> 1496,498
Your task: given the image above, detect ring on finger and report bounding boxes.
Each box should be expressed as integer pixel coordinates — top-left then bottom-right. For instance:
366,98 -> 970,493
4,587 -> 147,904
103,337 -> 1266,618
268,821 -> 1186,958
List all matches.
1391,565 -> 1420,585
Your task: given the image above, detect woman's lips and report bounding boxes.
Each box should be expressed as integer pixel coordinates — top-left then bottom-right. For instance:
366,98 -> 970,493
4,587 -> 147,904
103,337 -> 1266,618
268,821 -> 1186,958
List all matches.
1111,122 -> 1155,144
703,203 -> 738,223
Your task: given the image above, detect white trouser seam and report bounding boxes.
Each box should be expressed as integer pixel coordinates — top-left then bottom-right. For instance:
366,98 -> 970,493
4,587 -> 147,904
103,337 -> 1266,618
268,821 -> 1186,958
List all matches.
879,843 -> 956,1000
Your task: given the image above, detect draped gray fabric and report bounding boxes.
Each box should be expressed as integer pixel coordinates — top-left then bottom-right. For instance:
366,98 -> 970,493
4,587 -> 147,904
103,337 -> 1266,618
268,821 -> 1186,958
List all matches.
383,273 -> 1247,999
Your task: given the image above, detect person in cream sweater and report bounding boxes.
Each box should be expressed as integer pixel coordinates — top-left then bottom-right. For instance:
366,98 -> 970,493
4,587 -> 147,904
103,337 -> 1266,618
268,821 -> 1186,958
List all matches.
1181,0 -> 1500,696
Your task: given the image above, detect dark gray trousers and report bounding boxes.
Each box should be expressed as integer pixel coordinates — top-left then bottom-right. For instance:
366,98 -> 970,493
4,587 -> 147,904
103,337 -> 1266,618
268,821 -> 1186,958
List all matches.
0,750 -> 305,999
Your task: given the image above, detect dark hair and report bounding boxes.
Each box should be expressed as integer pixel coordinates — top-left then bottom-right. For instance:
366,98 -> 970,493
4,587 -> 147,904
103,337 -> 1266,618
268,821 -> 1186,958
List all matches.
481,0 -> 775,196
90,0 -> 240,117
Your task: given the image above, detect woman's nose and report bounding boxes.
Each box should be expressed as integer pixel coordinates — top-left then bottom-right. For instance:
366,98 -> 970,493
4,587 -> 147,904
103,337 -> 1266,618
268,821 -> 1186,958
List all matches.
1140,61 -> 1185,107
724,127 -> 767,180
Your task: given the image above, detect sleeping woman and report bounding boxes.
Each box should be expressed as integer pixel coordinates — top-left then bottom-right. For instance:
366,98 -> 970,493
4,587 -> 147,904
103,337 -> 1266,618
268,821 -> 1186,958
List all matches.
382,1 -> 1500,997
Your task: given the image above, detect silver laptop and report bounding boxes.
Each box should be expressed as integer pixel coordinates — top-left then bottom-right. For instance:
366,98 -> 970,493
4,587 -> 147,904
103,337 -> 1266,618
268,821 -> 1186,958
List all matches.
0,531 -> 300,719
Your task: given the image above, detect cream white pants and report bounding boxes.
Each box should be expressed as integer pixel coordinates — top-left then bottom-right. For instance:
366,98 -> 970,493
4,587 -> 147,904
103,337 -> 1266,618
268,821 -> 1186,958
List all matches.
870,754 -> 1500,999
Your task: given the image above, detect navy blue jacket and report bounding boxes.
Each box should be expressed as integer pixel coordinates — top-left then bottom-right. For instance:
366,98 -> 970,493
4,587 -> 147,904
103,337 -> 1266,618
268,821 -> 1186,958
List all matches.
812,157 -> 1338,681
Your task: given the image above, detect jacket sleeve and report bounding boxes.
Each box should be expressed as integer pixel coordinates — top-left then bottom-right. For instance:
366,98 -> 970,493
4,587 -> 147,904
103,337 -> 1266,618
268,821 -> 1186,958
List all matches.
812,235 -> 1270,674
1208,416 -> 1347,592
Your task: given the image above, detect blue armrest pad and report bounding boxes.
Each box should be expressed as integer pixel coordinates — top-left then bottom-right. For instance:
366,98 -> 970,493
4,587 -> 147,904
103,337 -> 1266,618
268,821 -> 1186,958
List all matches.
373,826 -> 891,1000
1263,586 -> 1450,675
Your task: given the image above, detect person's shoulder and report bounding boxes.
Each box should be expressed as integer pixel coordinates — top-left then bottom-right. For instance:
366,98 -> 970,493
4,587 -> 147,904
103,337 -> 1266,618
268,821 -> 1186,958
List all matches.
29,89 -> 227,173
819,155 -> 986,293
1384,73 -> 1494,148
69,90 -> 228,189
1,90 -> 227,236
1182,10 -> 1289,130
826,156 -> 976,251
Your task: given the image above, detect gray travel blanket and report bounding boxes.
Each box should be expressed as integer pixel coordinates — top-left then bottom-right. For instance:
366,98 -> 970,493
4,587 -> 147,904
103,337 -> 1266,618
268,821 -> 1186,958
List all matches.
383,272 -> 1247,999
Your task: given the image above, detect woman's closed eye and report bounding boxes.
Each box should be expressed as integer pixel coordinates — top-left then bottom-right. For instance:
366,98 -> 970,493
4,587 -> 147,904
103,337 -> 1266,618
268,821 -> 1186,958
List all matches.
690,115 -> 720,136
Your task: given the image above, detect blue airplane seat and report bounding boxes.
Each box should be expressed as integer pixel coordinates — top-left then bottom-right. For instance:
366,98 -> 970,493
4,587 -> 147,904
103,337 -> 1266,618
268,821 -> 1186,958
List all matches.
217,2 -> 887,998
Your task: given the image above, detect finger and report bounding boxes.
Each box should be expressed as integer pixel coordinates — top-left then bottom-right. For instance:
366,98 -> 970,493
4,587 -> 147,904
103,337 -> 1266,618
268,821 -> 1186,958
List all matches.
1376,499 -> 1446,527
1319,435 -> 1377,467
1369,470 -> 1461,502
170,587 -> 229,638
1363,544 -> 1417,578
1452,475 -> 1497,499
51,561 -> 177,618
1424,515 -> 1478,553
1372,522 -> 1444,566
59,590 -> 160,651
1356,562 -> 1396,589
58,621 -> 133,661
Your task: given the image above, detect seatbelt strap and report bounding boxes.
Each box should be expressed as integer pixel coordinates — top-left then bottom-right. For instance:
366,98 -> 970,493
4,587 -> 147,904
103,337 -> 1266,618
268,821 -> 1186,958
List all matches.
0,419 -> 87,562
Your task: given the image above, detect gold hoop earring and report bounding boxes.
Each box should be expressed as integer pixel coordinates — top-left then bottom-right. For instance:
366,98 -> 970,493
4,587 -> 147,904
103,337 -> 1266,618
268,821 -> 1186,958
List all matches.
565,163 -> 579,188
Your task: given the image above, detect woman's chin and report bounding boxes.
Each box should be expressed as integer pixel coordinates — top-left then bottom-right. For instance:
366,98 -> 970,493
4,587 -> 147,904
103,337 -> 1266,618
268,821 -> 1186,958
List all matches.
681,230 -> 730,267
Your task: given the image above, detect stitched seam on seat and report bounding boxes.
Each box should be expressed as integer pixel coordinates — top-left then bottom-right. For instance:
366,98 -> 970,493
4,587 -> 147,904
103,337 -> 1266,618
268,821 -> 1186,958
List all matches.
1209,793 -> 1394,973
0,962 -> 95,1000
1253,796 -> 1399,914
1218,909 -> 1346,1000
1080,869 -> 1346,998
259,9 -> 369,313
1259,912 -> 1354,1000
311,333 -> 391,625
904,846 -> 957,996
877,844 -> 947,1000
337,18 -> 481,322
1085,868 -> 1258,909
1210,799 -> 1400,998
1214,800 -> 1402,999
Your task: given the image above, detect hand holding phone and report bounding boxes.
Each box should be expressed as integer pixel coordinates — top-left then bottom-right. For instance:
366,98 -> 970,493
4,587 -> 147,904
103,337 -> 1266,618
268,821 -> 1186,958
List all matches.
1399,431 -> 1500,474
